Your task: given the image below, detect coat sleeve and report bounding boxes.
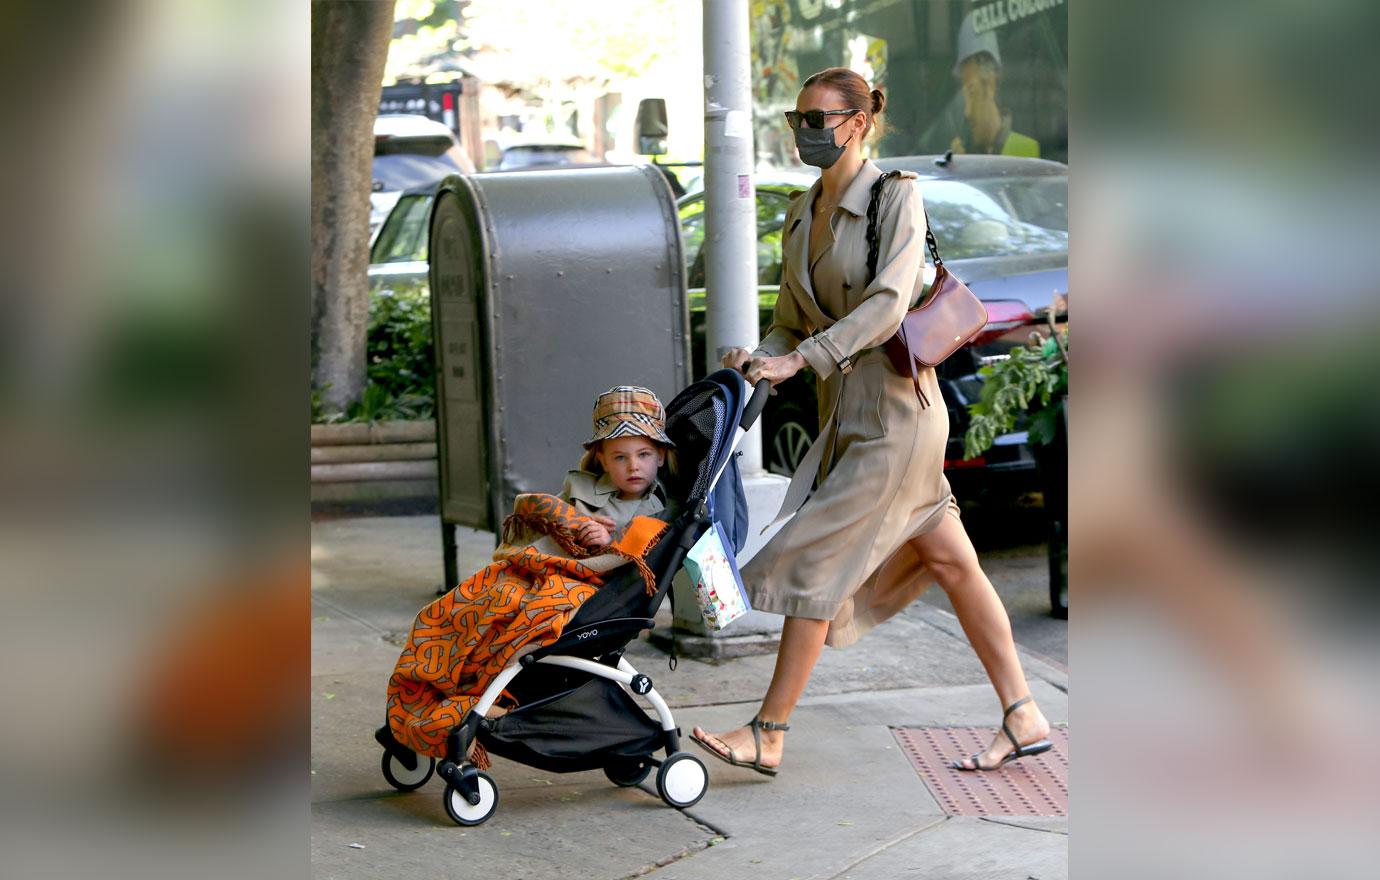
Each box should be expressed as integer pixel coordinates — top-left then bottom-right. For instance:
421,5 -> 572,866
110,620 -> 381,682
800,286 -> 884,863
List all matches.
794,182 -> 925,379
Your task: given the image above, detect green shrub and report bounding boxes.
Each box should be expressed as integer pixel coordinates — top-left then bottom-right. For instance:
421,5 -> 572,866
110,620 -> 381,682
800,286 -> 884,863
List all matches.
312,281 -> 436,424
964,325 -> 1068,460
366,282 -> 435,406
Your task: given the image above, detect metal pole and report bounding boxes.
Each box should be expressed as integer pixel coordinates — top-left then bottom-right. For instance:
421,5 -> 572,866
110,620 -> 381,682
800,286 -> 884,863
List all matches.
440,521 -> 458,596
703,0 -> 763,472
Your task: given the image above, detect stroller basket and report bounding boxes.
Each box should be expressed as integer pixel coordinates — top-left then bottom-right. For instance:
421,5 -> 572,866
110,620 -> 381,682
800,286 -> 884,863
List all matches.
480,678 -> 664,774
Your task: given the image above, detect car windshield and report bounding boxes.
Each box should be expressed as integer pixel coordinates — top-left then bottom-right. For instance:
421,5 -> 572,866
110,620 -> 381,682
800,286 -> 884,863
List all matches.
916,176 -> 1067,260
499,146 -> 593,170
371,194 -> 432,264
372,154 -> 459,192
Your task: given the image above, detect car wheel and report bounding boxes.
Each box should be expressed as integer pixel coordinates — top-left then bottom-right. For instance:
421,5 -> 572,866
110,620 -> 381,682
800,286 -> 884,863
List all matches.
769,410 -> 814,476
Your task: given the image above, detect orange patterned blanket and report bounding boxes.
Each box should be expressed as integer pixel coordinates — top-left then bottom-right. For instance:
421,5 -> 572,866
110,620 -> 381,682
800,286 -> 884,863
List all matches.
386,494 -> 668,762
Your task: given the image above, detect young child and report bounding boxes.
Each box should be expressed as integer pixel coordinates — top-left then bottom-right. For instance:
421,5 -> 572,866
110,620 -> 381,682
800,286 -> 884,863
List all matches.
561,385 -> 674,550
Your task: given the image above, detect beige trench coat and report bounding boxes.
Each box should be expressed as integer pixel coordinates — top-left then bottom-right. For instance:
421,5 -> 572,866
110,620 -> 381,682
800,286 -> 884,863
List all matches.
742,159 -> 960,648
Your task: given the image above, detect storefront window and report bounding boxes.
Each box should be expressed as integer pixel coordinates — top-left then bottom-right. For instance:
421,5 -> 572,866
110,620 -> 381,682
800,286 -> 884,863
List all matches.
751,0 -> 1068,167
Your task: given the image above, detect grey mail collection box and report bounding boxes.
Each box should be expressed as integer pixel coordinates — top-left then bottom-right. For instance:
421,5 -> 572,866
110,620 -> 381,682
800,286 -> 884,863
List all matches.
427,164 -> 690,553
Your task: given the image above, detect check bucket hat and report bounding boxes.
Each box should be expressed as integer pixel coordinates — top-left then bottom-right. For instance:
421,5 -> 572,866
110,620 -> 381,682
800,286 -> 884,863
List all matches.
583,386 -> 674,449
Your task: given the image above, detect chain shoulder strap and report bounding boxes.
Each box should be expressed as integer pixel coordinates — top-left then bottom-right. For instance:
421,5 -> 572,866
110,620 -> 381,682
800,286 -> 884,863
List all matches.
865,171 -> 943,285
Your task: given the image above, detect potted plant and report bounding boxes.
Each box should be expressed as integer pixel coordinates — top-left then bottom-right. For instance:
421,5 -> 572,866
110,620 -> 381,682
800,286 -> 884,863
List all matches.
963,320 -> 1068,618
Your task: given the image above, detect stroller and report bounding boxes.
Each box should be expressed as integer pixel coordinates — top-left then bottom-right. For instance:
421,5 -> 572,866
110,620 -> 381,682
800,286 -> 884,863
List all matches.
374,370 -> 770,826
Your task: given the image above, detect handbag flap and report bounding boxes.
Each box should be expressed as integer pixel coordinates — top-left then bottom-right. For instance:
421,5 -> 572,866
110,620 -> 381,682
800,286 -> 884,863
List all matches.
888,266 -> 988,369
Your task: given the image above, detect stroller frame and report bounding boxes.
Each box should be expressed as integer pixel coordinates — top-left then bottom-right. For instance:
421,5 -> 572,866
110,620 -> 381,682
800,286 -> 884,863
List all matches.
376,374 -> 770,826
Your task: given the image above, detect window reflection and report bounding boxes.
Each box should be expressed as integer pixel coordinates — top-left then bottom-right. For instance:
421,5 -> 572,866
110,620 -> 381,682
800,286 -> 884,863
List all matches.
917,177 -> 1068,259
372,195 -> 433,264
678,190 -> 792,289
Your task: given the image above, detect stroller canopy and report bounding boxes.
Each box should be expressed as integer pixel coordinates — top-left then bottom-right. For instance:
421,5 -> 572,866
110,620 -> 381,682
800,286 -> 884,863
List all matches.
662,369 -> 749,552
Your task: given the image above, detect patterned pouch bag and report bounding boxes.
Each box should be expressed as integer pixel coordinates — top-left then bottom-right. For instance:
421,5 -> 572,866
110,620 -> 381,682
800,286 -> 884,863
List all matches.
683,521 -> 751,631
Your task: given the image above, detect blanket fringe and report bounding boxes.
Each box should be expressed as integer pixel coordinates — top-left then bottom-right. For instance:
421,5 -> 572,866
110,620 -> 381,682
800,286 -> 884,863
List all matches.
470,740 -> 491,770
501,509 -> 587,558
611,520 -> 670,597
502,505 -> 671,598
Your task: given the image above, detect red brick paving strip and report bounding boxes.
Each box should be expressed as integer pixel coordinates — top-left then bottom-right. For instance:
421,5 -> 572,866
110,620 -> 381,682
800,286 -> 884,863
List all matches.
891,726 -> 1069,816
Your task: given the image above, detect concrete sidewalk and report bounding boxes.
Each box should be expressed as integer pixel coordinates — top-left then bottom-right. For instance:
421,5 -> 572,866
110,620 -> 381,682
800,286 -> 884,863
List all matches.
311,516 -> 1068,879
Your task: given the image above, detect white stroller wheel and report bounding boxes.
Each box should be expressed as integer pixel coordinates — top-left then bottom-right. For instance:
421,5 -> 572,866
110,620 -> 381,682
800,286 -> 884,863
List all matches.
443,771 -> 499,826
604,758 -> 652,788
381,751 -> 435,792
655,753 -> 708,809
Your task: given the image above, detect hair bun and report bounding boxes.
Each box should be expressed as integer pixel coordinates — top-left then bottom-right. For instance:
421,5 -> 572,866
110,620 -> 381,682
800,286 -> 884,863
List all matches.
870,88 -> 885,115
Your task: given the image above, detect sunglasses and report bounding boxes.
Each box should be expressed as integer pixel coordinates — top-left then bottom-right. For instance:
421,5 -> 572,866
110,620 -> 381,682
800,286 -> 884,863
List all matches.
783,109 -> 862,130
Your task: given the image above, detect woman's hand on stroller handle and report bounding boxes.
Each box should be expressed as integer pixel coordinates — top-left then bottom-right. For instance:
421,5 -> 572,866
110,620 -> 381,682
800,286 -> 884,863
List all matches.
721,348 -> 792,428
747,353 -> 806,387
721,347 -> 753,373
721,348 -> 806,388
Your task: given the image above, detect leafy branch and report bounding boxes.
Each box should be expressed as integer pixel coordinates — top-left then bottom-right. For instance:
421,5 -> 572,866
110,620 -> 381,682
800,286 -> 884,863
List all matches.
963,324 -> 1068,460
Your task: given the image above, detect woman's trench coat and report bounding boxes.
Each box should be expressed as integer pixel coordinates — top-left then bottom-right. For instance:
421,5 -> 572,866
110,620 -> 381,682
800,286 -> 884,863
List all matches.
742,159 -> 960,648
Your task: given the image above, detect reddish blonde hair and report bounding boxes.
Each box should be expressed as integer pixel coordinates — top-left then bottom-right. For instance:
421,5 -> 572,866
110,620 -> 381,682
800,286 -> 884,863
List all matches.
801,67 -> 886,139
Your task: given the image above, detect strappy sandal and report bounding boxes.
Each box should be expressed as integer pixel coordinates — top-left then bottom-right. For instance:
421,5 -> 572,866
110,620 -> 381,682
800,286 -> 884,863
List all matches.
690,717 -> 790,777
952,695 -> 1054,772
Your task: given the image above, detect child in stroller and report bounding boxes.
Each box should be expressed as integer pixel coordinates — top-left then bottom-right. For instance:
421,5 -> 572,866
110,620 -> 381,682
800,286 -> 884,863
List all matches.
374,372 -> 770,826
531,385 -> 675,556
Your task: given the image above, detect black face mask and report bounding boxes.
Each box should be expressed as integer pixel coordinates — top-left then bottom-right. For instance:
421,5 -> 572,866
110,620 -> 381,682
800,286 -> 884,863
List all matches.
794,124 -> 855,169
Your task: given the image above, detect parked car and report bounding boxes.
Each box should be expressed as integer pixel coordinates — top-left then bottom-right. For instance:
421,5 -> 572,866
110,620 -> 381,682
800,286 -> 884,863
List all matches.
678,154 -> 1069,494
371,114 -> 476,242
368,186 -> 432,293
496,140 -> 595,172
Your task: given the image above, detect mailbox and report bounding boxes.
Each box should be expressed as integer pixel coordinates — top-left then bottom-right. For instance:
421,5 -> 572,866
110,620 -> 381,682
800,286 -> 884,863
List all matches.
428,165 -> 690,585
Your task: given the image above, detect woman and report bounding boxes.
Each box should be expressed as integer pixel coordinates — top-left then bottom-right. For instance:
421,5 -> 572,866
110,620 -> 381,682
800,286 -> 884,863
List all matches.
690,67 -> 1052,775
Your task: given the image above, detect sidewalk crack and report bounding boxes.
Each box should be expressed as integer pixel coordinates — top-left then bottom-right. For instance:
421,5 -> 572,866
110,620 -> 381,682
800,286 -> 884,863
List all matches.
978,816 -> 1069,836
822,816 -> 950,880
313,592 -> 391,639
679,807 -> 729,839
615,826 -> 727,880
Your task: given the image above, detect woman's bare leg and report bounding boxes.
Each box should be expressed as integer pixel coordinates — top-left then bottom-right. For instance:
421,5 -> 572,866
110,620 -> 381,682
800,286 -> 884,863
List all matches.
691,615 -> 829,769
909,513 -> 1051,768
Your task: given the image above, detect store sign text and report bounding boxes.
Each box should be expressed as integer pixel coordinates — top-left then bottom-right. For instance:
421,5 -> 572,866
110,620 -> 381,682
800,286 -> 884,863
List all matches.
972,0 -> 1064,35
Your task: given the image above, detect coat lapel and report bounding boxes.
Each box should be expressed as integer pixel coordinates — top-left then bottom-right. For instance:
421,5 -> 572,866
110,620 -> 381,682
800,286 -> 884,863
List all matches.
838,159 -> 882,219
785,179 -> 819,306
784,162 -> 880,331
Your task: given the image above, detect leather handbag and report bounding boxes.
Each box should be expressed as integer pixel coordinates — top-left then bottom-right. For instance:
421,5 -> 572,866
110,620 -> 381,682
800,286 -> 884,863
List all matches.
865,171 -> 988,400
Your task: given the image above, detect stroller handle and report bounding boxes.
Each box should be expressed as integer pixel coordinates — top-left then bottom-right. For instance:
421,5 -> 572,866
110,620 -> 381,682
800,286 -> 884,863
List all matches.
739,379 -> 772,431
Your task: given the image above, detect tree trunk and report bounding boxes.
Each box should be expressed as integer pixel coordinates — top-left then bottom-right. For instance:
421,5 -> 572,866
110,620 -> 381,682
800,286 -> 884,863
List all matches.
310,0 -> 396,414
